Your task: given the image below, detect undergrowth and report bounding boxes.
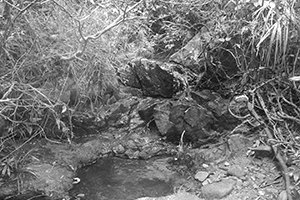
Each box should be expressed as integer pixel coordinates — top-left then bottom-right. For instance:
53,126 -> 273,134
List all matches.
0,1 -> 299,198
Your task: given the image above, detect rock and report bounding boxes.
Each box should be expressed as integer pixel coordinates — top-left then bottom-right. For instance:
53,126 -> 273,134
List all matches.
124,149 -> 140,159
153,101 -> 173,136
135,191 -> 203,200
166,100 -> 215,145
169,33 -> 204,70
112,144 -> 126,154
190,90 -> 239,132
227,134 -> 252,155
195,171 -> 210,182
137,98 -> 159,121
201,179 -> 236,199
191,143 -> 228,163
23,163 -> 74,198
227,165 -> 246,178
135,98 -> 216,146
125,59 -> 181,98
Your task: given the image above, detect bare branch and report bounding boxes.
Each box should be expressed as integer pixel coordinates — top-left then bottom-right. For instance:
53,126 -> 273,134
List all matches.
59,1 -> 143,61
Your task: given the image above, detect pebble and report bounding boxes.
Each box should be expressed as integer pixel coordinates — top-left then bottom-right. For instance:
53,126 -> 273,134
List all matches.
202,163 -> 209,168
227,165 -> 246,178
202,179 -> 211,185
201,179 -> 236,199
195,171 -> 210,182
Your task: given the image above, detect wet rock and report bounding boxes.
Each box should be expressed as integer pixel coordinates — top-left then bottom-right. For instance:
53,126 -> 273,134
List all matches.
201,179 -> 236,199
195,171 -> 210,182
227,165 -> 246,178
135,191 -> 203,200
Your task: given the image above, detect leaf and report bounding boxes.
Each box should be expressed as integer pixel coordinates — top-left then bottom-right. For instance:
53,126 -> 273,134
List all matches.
293,172 -> 300,182
2,165 -> 7,176
289,76 -> 300,81
31,118 -> 42,123
26,126 -> 33,135
7,167 -> 10,177
62,126 -> 70,133
55,118 -> 61,130
278,190 -> 287,200
62,105 -> 67,113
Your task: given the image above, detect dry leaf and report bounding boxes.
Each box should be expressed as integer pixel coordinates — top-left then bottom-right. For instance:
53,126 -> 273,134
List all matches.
278,190 -> 287,200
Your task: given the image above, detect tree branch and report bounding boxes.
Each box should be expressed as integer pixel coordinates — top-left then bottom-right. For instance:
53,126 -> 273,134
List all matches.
58,1 -> 143,61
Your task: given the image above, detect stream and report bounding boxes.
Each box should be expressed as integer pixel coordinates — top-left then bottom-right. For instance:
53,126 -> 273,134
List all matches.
69,157 -> 177,200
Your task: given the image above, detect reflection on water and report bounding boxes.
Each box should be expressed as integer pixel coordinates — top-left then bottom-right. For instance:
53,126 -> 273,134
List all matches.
69,157 -> 174,200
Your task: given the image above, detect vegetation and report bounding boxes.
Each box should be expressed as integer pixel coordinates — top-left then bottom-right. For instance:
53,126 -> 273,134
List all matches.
0,0 -> 300,199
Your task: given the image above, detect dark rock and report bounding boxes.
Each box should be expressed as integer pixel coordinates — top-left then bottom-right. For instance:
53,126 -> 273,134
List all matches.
166,100 -> 215,145
137,98 -> 159,122
191,90 -> 239,131
125,59 -> 181,98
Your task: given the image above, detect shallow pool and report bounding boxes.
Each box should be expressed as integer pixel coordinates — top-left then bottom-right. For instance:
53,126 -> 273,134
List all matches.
69,157 -> 175,200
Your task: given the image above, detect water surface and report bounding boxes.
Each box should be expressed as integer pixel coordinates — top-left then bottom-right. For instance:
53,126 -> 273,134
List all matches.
69,157 -> 174,200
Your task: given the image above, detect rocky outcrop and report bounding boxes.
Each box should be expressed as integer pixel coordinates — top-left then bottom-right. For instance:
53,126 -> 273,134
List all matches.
121,58 -> 182,98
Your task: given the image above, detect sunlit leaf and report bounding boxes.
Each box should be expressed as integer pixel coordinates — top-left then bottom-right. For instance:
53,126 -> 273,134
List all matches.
26,126 -> 33,135
293,172 -> 300,182
278,190 -> 288,200
55,118 -> 61,130
7,167 -> 10,177
289,76 -> 300,81
2,166 -> 6,176
62,105 -> 67,113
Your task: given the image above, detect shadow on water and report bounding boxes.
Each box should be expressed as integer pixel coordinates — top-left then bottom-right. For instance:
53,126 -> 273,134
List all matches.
69,157 -> 174,200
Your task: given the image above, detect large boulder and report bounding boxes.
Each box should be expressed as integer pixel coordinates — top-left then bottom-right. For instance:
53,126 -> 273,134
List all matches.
121,59 -> 182,98
136,98 -> 216,146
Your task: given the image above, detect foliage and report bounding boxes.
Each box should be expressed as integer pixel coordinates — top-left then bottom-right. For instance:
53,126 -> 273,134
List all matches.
0,0 -> 143,177
0,2 -> 299,194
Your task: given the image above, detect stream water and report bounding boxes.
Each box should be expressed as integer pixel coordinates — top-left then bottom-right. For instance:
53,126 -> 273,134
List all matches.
69,157 -> 176,200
